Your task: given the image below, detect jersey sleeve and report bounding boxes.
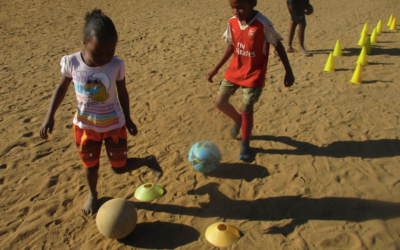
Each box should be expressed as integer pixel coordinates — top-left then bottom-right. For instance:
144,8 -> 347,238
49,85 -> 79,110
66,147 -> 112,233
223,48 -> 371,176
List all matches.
264,24 -> 283,47
117,59 -> 125,81
60,55 -> 72,78
222,23 -> 233,45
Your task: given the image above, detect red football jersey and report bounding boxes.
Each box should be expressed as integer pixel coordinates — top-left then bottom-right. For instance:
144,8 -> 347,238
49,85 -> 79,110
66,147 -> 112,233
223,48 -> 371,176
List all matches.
223,12 -> 282,88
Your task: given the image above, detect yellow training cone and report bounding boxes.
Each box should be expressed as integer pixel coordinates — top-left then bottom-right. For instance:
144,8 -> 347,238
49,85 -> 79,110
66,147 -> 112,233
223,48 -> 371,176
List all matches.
371,28 -> 378,43
361,23 -> 369,36
358,33 -> 367,46
364,37 -> 371,55
390,17 -> 397,31
333,40 -> 342,56
387,14 -> 394,26
350,63 -> 362,84
356,47 -> 368,65
205,223 -> 240,247
324,52 -> 335,72
377,20 -> 383,33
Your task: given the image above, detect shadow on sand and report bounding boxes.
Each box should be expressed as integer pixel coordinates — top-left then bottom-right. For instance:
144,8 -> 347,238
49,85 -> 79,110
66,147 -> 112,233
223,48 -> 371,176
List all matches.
206,162 -> 269,181
311,46 -> 400,57
119,221 -> 200,249
250,135 -> 400,159
135,183 -> 400,236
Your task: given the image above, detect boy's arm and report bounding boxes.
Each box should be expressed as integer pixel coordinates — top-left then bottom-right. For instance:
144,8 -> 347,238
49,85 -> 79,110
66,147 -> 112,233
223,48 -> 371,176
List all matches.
274,41 -> 295,87
39,75 -> 72,140
116,78 -> 137,136
206,44 -> 235,83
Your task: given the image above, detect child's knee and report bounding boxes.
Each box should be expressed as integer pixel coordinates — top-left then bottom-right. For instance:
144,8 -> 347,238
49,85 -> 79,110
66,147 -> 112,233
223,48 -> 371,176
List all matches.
215,99 -> 225,108
215,96 -> 229,108
85,164 -> 99,174
241,104 -> 254,113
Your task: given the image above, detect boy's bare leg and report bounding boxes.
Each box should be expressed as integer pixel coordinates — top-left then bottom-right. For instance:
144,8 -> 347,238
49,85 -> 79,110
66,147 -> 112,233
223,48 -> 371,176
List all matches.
82,164 -> 99,215
215,94 -> 242,139
287,20 -> 296,53
113,155 -> 163,180
230,116 -> 242,139
297,23 -> 312,56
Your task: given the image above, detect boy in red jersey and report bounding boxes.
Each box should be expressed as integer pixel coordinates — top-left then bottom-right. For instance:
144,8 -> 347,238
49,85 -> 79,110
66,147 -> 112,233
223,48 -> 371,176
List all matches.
206,0 -> 294,161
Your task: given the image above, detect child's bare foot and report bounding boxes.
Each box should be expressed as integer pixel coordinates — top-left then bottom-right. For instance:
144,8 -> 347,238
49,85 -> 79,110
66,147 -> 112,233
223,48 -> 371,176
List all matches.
146,155 -> 163,180
286,46 -> 296,53
82,192 -> 97,215
230,118 -> 242,139
300,48 -> 313,57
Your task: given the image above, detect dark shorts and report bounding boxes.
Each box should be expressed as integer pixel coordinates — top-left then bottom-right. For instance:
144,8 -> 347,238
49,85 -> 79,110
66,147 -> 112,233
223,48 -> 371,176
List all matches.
287,0 -> 308,24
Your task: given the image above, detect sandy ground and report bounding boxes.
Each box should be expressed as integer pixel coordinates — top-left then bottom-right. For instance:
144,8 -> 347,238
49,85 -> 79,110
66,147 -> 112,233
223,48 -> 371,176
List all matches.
1,0 -> 400,249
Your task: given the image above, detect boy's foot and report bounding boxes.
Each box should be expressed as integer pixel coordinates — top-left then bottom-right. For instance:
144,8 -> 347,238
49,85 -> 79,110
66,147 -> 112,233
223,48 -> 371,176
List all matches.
230,118 -> 242,139
300,48 -> 313,57
82,192 -> 98,215
239,140 -> 251,161
286,46 -> 296,53
146,155 -> 163,180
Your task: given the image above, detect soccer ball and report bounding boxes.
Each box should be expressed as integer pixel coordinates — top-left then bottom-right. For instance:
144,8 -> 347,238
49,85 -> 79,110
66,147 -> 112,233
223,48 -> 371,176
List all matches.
96,198 -> 137,239
305,4 -> 314,15
188,141 -> 221,173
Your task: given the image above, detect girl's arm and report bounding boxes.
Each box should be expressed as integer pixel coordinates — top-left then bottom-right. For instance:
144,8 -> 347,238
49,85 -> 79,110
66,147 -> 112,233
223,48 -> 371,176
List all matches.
39,75 -> 72,140
116,78 -> 137,136
274,41 -> 295,87
206,44 -> 235,83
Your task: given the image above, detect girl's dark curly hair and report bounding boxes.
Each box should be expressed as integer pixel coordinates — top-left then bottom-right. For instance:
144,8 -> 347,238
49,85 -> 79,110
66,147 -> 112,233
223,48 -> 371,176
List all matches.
83,9 -> 118,41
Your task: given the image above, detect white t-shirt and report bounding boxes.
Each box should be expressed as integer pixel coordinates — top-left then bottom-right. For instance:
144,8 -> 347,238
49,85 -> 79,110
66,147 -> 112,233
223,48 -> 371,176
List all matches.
60,52 -> 126,132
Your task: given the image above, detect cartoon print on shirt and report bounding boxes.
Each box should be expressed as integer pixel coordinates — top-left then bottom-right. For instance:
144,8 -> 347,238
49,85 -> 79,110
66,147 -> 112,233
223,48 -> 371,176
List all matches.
85,72 -> 110,102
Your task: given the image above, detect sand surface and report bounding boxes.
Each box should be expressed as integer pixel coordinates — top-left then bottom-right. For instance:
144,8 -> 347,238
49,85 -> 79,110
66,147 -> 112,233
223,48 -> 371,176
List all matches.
1,0 -> 400,249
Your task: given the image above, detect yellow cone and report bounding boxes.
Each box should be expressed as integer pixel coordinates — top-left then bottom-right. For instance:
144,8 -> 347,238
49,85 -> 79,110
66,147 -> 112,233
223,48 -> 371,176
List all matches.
358,33 -> 367,46
387,14 -> 394,26
350,64 -> 362,84
390,17 -> 397,31
364,37 -> 371,55
324,52 -> 335,72
356,47 -> 368,65
333,40 -> 342,56
361,23 -> 369,36
371,28 -> 378,43
205,223 -> 240,247
377,20 -> 383,33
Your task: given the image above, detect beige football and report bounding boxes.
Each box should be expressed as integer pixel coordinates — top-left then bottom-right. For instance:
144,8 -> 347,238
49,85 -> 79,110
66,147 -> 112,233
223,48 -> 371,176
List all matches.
96,198 -> 138,239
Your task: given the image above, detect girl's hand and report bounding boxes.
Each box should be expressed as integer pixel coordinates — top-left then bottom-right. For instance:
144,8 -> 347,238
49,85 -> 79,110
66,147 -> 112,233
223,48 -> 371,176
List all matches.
205,68 -> 219,83
126,118 -> 138,136
39,117 -> 55,140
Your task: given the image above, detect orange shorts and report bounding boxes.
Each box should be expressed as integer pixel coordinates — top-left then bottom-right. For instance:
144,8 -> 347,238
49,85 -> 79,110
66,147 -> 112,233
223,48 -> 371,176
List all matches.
74,125 -> 127,168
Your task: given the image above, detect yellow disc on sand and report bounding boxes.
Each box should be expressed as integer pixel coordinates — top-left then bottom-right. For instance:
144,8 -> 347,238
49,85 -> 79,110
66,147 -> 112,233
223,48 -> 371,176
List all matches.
205,222 -> 240,247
